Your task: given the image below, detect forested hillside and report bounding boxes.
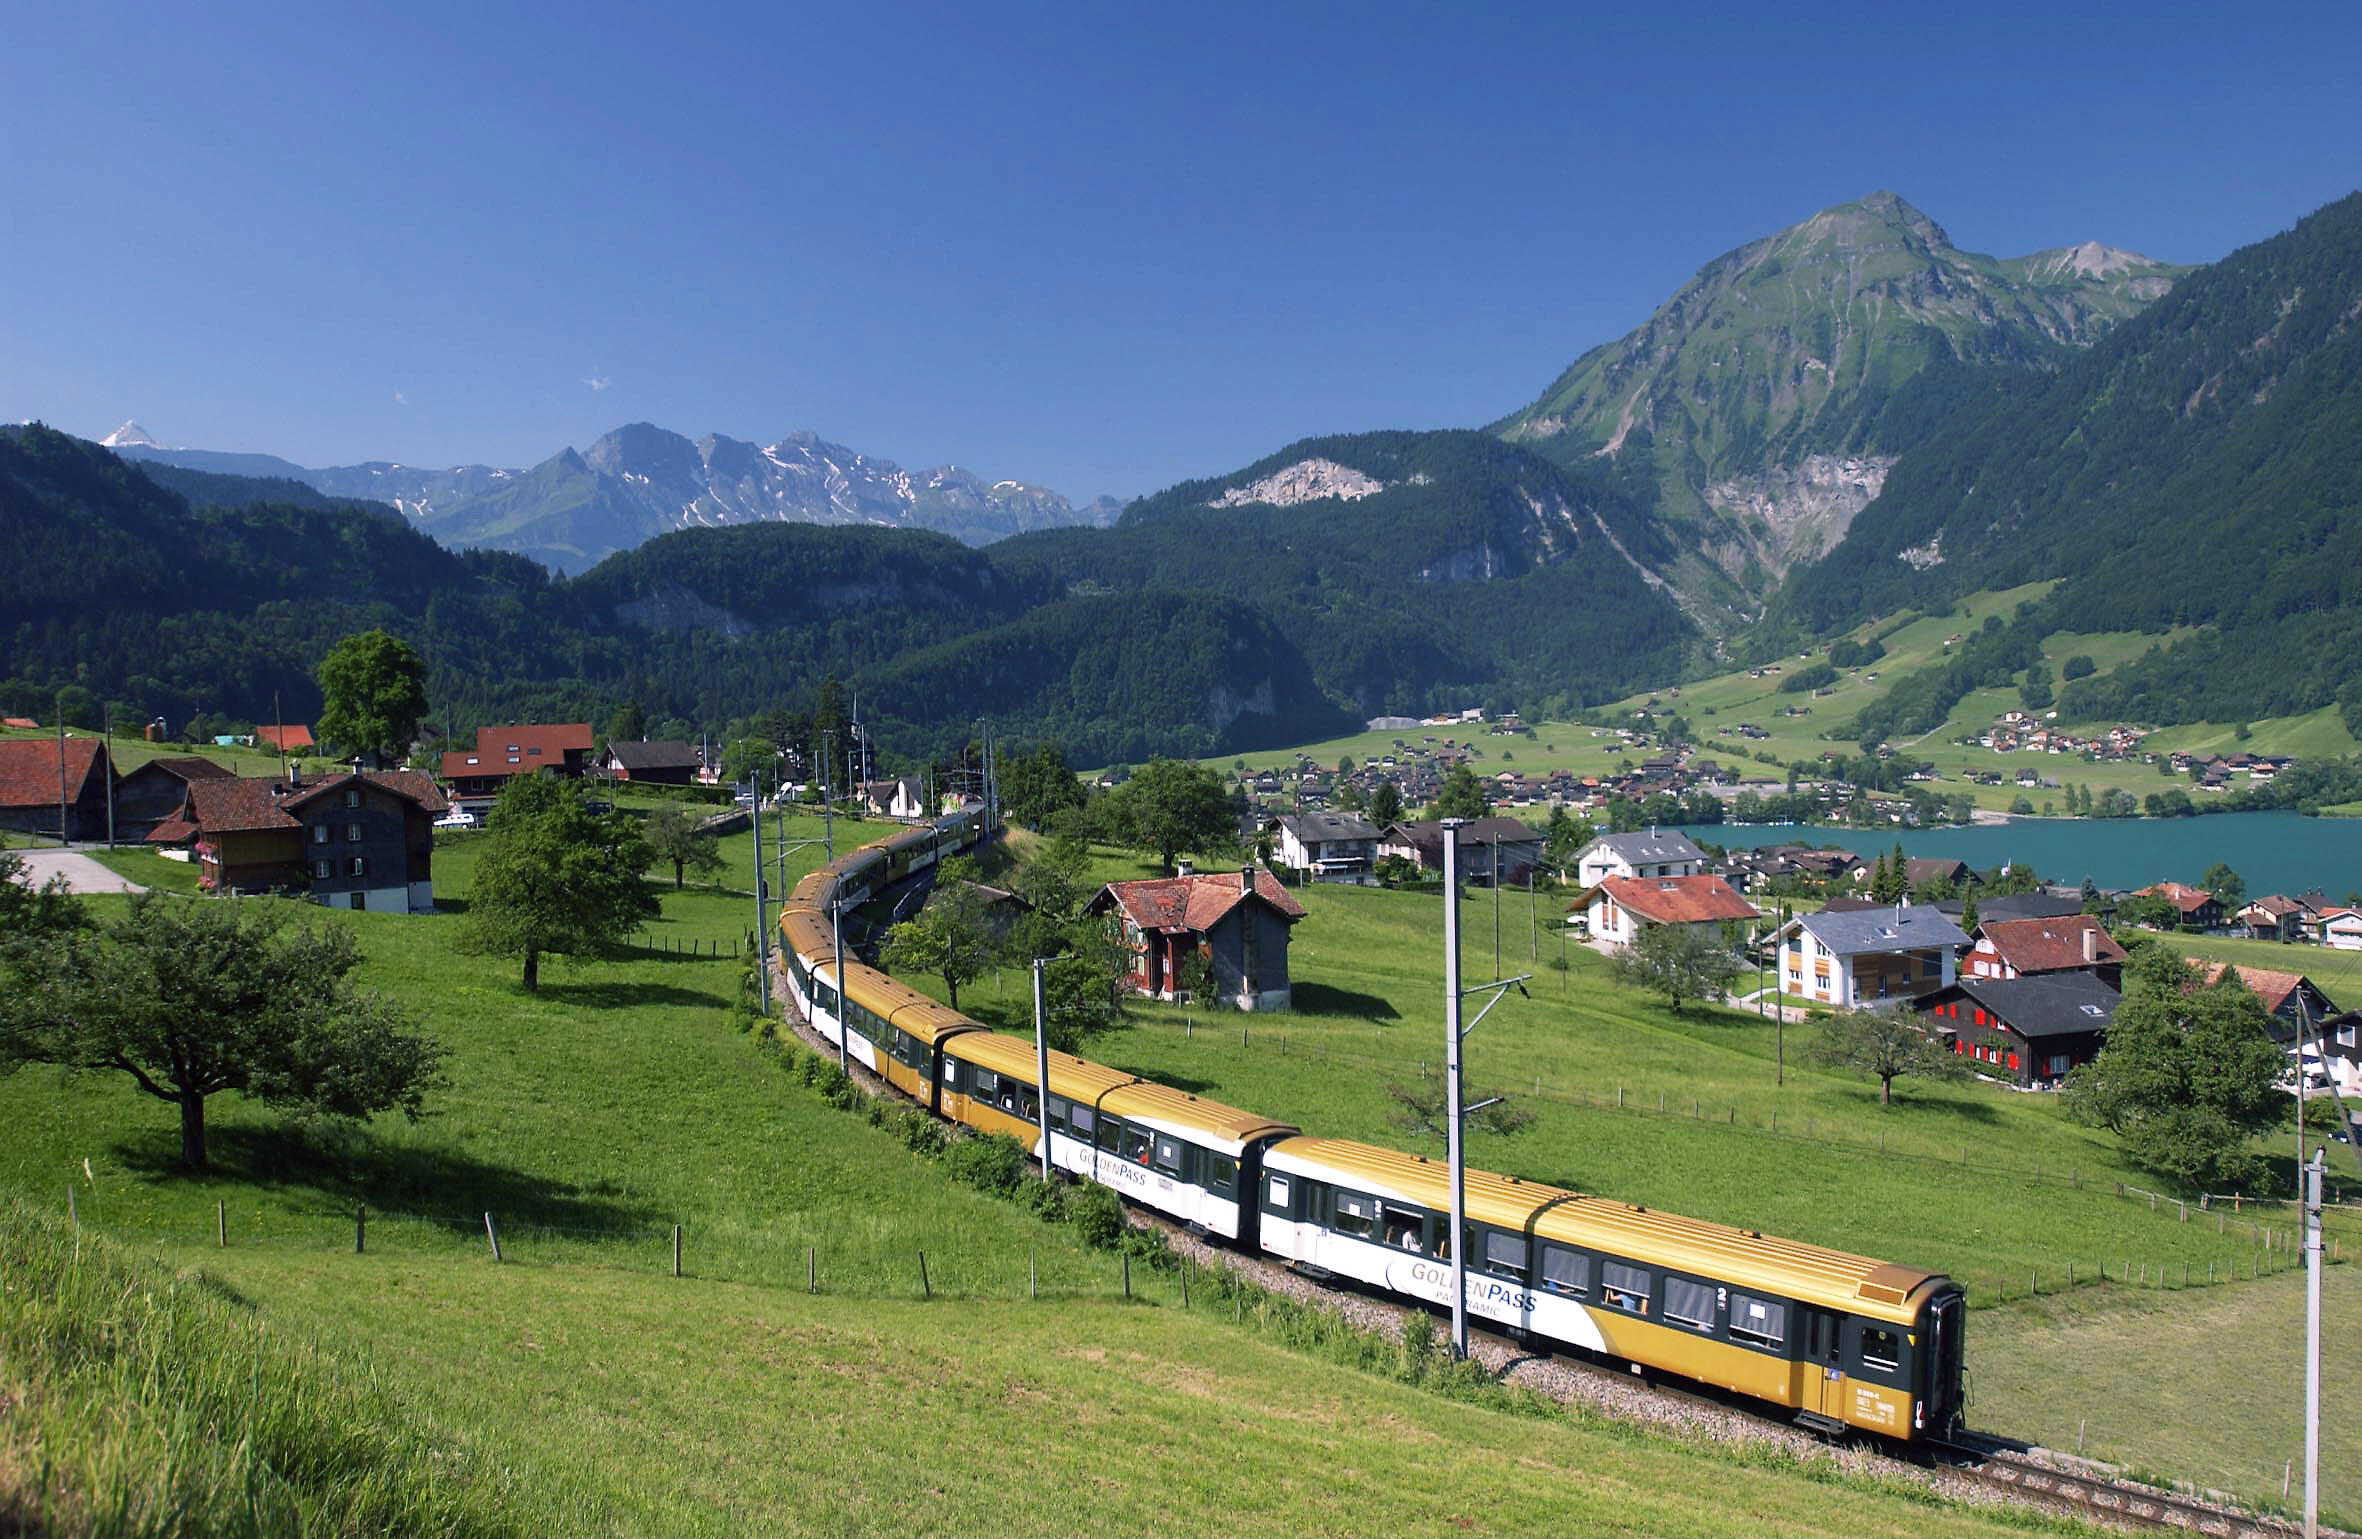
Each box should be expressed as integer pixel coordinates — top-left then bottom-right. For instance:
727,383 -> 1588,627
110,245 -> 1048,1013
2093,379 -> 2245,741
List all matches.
991,429 -> 1695,719
1776,191 -> 2362,733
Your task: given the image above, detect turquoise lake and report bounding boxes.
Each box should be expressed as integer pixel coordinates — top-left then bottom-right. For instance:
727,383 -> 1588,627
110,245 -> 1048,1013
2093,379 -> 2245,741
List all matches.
1663,811 -> 2362,898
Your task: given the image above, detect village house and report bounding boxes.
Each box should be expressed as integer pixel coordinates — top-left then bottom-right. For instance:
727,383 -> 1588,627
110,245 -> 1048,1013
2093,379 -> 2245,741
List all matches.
1573,873 -> 1758,948
2319,909 -> 2362,951
1267,811 -> 1384,882
1774,905 -> 1968,1008
439,723 -> 594,814
149,765 -> 446,911
1917,972 -> 2120,1087
255,724 -> 315,753
602,738 -> 704,785
0,737 -> 118,841
859,778 -> 929,819
1963,916 -> 2126,989
2137,881 -> 2227,932
1572,829 -> 1705,886
112,755 -> 235,840
1904,857 -> 1976,892
2235,894 -> 2310,942
1086,867 -> 1304,1011
2184,961 -> 2338,1047
1380,817 -> 1545,885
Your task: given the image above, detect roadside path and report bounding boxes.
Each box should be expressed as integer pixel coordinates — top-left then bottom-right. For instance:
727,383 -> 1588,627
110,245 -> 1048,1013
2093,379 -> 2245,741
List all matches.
9,846 -> 146,894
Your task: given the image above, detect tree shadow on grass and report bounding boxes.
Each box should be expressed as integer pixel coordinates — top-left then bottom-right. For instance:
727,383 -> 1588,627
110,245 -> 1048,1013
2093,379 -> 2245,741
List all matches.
1291,982 -> 1401,1021
1822,1084 -> 2003,1125
1106,1065 -> 1222,1096
530,978 -> 730,1011
116,1122 -> 662,1236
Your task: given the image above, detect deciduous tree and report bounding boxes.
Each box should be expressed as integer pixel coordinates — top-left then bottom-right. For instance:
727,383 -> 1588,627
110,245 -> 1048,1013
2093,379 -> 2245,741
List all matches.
0,892 -> 444,1170
2061,951 -> 2286,1190
316,629 -> 429,768
1108,758 -> 1233,874
879,859 -> 1000,1011
1431,765 -> 1489,821
644,805 -> 724,889
1809,1008 -> 1969,1106
461,776 -> 657,991
1367,779 -> 1403,829
1611,923 -> 1740,1013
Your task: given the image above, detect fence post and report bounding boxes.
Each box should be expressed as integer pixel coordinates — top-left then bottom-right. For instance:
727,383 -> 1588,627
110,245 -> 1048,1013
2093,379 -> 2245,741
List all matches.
673,1224 -> 682,1278
355,1204 -> 366,1254
1122,1252 -> 1131,1299
2068,1263 -> 2075,1288
918,1250 -> 931,1299
216,1200 -> 226,1248
66,1185 -> 76,1228
808,1245 -> 816,1294
484,1212 -> 502,1263
1029,1247 -> 1036,1300
1181,1261 -> 1191,1310
1618,1086 -> 1624,1108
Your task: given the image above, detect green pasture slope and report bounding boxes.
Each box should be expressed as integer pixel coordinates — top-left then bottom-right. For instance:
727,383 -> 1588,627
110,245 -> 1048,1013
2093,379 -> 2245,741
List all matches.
0,818 -> 2081,1537
1589,583 -> 2357,814
910,855 -> 2359,1519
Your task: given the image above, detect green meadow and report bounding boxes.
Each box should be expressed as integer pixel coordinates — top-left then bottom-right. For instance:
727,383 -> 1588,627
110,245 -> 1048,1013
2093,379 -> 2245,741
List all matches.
3,816 -> 2108,1538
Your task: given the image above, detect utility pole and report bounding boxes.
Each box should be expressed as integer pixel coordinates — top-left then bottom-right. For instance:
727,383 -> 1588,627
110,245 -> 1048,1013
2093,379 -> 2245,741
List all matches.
821,730 -> 835,861
752,781 -> 771,1013
832,899 -> 849,1074
54,707 -> 68,847
1033,959 -> 1052,1185
2304,1145 -> 2323,1539
103,706 -> 115,849
1440,818 -> 1530,1360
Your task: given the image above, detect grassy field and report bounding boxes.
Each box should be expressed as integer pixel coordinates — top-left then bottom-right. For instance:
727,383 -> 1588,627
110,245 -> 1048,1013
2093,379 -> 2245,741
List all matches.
1975,1259 -> 2362,1527
2,832 -> 2097,1537
0,721 -> 310,778
1195,719 -> 1634,783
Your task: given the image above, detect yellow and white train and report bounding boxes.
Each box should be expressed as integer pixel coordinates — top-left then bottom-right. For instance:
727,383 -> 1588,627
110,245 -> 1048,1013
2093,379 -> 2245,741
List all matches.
779,810 -> 1966,1441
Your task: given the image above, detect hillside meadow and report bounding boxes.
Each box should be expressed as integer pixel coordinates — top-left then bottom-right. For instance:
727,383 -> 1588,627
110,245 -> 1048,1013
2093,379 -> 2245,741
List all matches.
3,833 -> 2099,1538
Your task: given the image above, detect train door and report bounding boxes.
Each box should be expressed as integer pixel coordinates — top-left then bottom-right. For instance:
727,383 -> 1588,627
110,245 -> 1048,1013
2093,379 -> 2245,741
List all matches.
1923,1291 -> 1965,1435
1800,1308 -> 1844,1420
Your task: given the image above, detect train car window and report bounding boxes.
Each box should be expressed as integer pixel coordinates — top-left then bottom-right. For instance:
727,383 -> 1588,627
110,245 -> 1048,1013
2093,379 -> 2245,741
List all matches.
1600,1261 -> 1651,1314
1098,1117 -> 1124,1154
1859,1326 -> 1902,1373
1208,1156 -> 1237,1195
1067,1103 -> 1094,1140
1333,1192 -> 1375,1239
1539,1245 -> 1589,1295
972,1069 -> 999,1101
1481,1230 -> 1528,1279
1152,1136 -> 1184,1176
1119,1126 -> 1153,1165
1380,1205 -> 1425,1252
1664,1277 -> 1718,1332
1265,1175 -> 1290,1214
1728,1293 -> 1786,1350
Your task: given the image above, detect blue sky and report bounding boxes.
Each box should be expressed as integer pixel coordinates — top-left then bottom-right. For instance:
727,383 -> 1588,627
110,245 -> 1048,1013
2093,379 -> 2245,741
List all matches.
4,3 -> 2357,502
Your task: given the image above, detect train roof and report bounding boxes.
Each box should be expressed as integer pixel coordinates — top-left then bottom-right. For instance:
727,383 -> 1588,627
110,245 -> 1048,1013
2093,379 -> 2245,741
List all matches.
945,1031 -> 1295,1155
1266,1137 -> 1943,1323
840,963 -> 981,1047
779,909 -> 838,964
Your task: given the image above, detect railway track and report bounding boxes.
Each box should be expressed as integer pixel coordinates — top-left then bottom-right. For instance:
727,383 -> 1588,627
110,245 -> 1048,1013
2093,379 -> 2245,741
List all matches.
775,984 -> 2340,1539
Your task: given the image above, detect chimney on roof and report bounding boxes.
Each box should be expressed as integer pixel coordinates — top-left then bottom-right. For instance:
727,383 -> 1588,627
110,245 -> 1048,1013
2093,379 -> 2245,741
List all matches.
287,761 -> 299,787
1240,865 -> 1255,901
1176,858 -> 1193,877
2082,925 -> 2097,964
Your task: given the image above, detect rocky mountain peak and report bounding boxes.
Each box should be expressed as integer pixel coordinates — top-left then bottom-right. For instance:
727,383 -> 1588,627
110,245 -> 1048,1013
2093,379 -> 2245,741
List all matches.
101,420 -> 166,449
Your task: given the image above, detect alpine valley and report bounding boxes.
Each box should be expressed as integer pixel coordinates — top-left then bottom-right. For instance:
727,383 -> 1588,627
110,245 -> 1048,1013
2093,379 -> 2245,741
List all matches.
17,188 -> 2362,764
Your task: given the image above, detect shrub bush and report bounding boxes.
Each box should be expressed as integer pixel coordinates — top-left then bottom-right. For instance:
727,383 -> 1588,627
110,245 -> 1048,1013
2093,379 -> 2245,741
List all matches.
941,1132 -> 1029,1198
1068,1182 -> 1126,1250
816,1063 -> 859,1110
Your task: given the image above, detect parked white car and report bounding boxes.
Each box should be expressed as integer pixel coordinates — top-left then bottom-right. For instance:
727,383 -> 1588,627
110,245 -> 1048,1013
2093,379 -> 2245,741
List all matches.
434,809 -> 481,831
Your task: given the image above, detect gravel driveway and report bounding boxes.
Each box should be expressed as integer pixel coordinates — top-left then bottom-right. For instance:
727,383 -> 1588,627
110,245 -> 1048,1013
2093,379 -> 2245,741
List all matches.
8,846 -> 146,894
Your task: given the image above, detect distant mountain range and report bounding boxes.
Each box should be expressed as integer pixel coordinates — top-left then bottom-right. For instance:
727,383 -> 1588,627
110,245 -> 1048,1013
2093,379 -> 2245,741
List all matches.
1493,191 -> 2184,624
105,422 -> 1120,573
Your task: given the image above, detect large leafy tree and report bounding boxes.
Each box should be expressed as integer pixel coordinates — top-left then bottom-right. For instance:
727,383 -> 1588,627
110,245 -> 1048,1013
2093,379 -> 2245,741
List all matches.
1809,1008 -> 1970,1106
315,629 -> 429,768
2200,861 -> 2247,909
1611,923 -> 1740,1014
461,776 -> 657,991
1367,779 -> 1404,829
643,804 -> 724,890
0,892 -> 444,1170
880,859 -> 1001,1010
1431,765 -> 1489,820
1108,758 -> 1233,875
2062,950 -> 2287,1190
1001,742 -> 1086,829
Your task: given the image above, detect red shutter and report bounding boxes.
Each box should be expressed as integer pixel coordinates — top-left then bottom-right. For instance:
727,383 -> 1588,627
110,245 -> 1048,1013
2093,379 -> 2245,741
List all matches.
2007,1052 -> 2020,1070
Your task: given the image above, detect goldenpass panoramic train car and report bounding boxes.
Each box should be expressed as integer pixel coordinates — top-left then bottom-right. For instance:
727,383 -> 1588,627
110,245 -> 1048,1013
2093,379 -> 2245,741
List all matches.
1257,1137 -> 1966,1438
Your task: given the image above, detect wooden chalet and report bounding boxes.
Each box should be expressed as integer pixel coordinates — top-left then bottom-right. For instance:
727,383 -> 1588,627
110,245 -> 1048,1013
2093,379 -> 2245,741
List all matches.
439,723 -> 594,813
0,737 -> 117,841
1087,867 -> 1305,1012
150,766 -> 447,911
1918,972 -> 2120,1088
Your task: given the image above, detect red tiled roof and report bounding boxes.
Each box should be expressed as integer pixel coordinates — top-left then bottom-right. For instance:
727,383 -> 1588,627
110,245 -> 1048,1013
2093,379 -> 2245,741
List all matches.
1585,874 -> 1759,926
2,717 -> 38,730
1979,916 -> 2126,974
2187,960 -> 2317,1016
255,724 -> 315,751
442,723 -> 592,780
1094,870 -> 1306,933
0,738 -> 108,810
146,816 -> 198,845
180,769 -> 445,835
2138,881 -> 2218,914
2242,895 -> 2306,918
142,756 -> 237,783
